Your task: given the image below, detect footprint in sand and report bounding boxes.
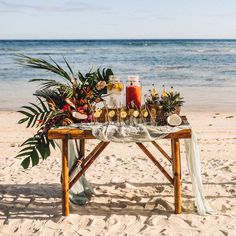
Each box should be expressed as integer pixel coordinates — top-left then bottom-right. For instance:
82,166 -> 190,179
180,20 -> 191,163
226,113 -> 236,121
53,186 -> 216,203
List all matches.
155,198 -> 172,211
155,186 -> 165,192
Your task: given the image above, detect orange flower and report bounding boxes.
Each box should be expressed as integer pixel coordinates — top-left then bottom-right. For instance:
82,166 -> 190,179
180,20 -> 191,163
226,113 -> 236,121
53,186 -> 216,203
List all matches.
87,91 -> 94,98
96,81 -> 106,90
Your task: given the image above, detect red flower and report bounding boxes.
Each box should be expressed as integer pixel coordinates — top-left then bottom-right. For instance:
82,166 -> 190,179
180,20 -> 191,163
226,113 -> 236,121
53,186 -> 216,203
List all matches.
83,86 -> 91,93
61,104 -> 70,112
37,119 -> 44,125
77,107 -> 84,114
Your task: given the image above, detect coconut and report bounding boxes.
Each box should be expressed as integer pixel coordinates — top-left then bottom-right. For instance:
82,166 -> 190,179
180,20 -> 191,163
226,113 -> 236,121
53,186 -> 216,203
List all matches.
167,114 -> 182,126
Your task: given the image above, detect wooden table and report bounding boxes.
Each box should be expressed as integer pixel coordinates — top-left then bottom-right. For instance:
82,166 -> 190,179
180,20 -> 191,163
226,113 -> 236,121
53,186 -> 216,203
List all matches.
48,127 -> 191,216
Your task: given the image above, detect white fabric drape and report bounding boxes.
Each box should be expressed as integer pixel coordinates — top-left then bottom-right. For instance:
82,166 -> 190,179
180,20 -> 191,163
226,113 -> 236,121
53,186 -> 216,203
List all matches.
56,140 -> 93,205
185,131 -> 213,215
91,123 -> 213,215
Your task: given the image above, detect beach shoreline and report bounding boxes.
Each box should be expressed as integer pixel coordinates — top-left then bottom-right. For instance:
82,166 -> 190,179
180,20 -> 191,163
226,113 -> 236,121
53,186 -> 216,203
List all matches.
1,39 -> 236,113
0,110 -> 235,235
1,85 -> 236,112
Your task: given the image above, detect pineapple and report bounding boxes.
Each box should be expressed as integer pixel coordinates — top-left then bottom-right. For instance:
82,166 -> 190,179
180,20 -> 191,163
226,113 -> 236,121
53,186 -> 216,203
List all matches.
161,92 -> 184,114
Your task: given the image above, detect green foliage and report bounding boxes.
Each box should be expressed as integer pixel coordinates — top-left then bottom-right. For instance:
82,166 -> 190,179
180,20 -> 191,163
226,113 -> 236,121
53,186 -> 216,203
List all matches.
16,54 -> 113,169
76,68 -> 113,102
33,89 -> 65,109
17,97 -> 56,168
16,54 -> 74,83
16,132 -> 53,169
162,92 -> 185,113
18,97 -> 51,128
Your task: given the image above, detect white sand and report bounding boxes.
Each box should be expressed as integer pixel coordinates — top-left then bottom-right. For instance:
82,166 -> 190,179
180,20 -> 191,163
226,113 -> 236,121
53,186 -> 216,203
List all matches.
0,111 -> 236,235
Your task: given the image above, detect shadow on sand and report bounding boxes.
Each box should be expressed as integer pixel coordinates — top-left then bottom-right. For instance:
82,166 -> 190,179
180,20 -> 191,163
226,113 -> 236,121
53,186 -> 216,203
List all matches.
0,180 -> 235,223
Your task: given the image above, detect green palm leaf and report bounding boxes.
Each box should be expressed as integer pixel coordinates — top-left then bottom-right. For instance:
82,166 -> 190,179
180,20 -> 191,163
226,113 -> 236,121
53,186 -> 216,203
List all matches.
16,54 -> 114,169
17,131 -> 53,169
16,54 -> 73,83
18,97 -> 51,128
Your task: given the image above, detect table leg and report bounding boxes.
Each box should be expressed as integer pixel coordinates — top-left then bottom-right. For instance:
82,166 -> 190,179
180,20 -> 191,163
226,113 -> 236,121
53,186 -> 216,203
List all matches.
173,138 -> 181,214
69,142 -> 109,189
62,139 -> 69,216
171,139 -> 174,173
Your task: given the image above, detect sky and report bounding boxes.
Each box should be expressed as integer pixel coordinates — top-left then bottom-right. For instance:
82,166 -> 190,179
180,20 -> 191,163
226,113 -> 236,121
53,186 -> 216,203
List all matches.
0,0 -> 236,39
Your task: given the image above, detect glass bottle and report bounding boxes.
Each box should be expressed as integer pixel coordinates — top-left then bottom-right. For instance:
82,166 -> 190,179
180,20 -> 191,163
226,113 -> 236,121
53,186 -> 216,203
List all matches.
126,76 -> 142,108
170,86 -> 174,95
107,75 -> 123,108
161,85 -> 167,98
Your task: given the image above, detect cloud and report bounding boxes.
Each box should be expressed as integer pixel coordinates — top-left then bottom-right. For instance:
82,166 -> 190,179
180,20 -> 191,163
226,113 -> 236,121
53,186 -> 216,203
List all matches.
0,0 -> 111,13
0,1 -> 43,11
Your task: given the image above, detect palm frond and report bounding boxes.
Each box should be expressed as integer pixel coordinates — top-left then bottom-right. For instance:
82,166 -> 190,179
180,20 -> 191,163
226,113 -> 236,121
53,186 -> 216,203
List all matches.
58,84 -> 73,98
16,132 -> 53,169
18,97 -> 51,128
63,57 -> 74,77
34,89 -> 59,101
16,54 -> 73,83
16,54 -> 114,169
34,89 -> 65,109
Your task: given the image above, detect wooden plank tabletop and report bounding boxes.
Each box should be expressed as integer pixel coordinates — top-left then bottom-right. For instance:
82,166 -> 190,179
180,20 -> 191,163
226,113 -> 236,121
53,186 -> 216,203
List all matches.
48,116 -> 191,140
48,127 -> 191,140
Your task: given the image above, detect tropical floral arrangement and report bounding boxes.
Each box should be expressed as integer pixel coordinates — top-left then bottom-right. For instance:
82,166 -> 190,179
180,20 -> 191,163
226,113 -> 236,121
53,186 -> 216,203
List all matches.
16,55 -> 113,169
16,55 -> 185,169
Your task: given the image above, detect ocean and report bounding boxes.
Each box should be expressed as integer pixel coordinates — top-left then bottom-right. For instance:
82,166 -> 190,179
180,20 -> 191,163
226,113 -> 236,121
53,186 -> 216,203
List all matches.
0,39 -> 236,111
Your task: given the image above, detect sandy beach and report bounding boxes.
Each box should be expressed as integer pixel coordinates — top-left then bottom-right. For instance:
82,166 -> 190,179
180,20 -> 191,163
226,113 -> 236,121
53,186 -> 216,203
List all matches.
0,110 -> 235,235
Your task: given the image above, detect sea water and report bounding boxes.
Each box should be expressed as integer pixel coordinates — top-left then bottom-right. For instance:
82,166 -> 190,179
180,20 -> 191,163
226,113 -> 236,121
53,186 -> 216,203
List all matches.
0,39 -> 236,111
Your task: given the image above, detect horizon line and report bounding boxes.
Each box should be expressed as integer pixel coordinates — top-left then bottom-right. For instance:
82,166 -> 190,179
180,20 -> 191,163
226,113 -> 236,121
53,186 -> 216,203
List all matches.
1,38 -> 236,41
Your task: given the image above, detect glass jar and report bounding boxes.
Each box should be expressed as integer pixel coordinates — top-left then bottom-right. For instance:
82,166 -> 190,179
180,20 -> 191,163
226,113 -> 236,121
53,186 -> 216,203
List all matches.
126,75 -> 142,108
107,75 -> 123,108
